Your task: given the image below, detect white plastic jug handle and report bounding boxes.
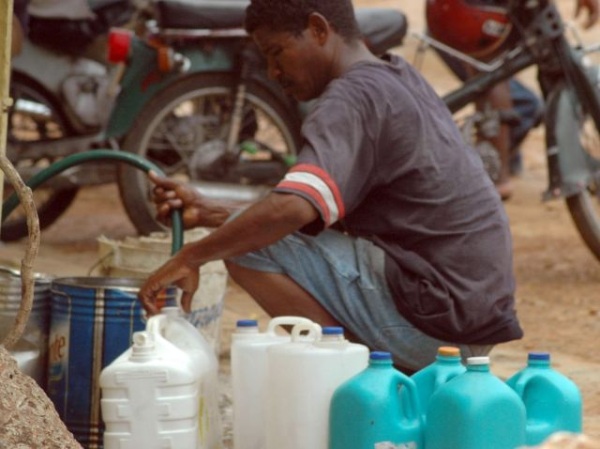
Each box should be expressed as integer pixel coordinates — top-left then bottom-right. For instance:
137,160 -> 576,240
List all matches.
146,313 -> 167,338
291,321 -> 322,342
266,316 -> 313,336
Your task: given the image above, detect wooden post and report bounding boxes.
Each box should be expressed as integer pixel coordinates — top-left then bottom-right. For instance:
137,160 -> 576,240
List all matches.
0,0 -> 14,223
0,3 -> 82,447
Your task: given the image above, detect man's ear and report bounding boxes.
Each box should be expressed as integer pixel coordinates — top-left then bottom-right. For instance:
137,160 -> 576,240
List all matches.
307,12 -> 331,45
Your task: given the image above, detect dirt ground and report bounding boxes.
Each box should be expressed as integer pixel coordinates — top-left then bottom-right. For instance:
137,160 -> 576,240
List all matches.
1,0 -> 600,445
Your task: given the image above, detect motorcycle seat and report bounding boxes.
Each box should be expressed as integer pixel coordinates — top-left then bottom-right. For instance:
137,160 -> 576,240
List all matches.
154,1 -> 407,55
356,8 -> 407,55
155,1 -> 249,30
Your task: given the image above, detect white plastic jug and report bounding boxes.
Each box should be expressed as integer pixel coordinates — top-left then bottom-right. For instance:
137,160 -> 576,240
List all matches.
100,307 -> 222,449
265,323 -> 369,449
231,316 -> 313,449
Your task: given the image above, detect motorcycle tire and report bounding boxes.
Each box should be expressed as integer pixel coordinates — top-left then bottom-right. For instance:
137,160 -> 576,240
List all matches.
546,62 -> 600,262
2,73 -> 80,242
564,94 -> 600,261
118,72 -> 302,236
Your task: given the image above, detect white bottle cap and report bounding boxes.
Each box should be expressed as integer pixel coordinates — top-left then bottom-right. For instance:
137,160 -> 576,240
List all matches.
467,356 -> 490,365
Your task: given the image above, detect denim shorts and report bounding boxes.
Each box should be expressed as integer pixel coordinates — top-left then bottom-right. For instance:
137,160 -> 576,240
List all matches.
229,229 -> 491,371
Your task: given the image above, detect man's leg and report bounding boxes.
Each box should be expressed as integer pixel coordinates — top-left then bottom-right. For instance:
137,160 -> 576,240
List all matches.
225,262 -> 343,328
476,79 -> 513,200
225,229 -> 491,372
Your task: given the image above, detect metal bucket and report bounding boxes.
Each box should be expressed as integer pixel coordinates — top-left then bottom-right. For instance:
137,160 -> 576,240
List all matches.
0,270 -> 52,386
46,277 -> 176,449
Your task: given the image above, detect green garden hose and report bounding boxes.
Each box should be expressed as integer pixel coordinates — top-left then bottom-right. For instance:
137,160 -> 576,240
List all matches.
2,150 -> 184,254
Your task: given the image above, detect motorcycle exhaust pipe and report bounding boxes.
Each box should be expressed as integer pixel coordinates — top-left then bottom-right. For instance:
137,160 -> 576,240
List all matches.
190,181 -> 271,203
233,161 -> 287,182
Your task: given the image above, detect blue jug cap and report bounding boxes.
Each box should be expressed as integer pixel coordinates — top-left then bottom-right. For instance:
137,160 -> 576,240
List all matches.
528,352 -> 550,361
370,351 -> 392,360
236,319 -> 259,328
322,326 -> 344,335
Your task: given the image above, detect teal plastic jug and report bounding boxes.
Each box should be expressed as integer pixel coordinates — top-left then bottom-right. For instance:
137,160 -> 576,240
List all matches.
425,356 -> 526,449
506,352 -> 582,445
329,351 -> 423,449
410,346 -> 465,423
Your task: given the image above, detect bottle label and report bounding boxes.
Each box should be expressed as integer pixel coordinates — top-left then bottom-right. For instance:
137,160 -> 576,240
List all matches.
375,442 -> 418,449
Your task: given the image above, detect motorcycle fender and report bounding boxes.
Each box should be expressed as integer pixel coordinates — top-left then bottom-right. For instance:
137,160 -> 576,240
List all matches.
544,85 -> 591,200
12,39 -> 79,95
105,39 -> 237,139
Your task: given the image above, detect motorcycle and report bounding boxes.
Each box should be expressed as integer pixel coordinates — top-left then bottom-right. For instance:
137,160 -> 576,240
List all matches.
3,0 -> 407,241
413,0 -> 600,262
109,1 -> 408,236
3,0 -> 143,241
112,0 -> 600,263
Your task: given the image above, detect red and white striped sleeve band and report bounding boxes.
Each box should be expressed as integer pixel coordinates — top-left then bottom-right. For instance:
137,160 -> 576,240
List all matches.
275,163 -> 345,227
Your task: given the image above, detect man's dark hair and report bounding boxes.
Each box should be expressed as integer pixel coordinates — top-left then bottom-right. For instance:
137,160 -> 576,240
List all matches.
244,0 -> 361,41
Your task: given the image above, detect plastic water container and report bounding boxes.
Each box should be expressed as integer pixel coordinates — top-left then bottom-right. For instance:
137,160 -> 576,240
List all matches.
100,307 -> 222,449
506,352 -> 582,445
329,351 -> 424,449
156,307 -> 222,449
231,316 -> 313,449
425,356 -> 526,449
100,331 -> 200,449
265,323 -> 369,449
410,346 -> 465,423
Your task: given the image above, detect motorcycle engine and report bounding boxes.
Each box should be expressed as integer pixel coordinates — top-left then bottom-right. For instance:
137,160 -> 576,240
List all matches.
190,140 -> 230,180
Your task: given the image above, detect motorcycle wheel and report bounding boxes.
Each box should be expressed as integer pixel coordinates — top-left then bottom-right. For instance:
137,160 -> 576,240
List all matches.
118,72 -> 302,236
2,73 -> 79,242
565,104 -> 600,262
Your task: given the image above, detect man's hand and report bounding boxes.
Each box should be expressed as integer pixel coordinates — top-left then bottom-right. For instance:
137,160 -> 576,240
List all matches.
138,250 -> 200,315
148,171 -> 231,229
575,0 -> 599,29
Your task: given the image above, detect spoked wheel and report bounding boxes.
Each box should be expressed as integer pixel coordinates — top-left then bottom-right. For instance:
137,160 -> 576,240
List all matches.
118,73 -> 302,235
565,102 -> 600,261
554,61 -> 600,262
2,74 -> 79,242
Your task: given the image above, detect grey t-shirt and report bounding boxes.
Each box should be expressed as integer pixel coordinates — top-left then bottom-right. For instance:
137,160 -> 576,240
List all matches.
274,55 -> 522,345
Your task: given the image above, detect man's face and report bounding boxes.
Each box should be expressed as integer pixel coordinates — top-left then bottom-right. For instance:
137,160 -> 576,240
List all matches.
253,24 -> 331,102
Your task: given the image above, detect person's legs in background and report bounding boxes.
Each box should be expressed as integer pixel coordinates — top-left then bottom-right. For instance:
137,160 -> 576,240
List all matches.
437,51 -> 543,198
507,78 -> 544,175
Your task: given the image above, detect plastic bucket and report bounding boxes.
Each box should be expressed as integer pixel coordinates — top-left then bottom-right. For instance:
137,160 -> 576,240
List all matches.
47,276 -> 176,449
97,231 -> 227,355
0,270 -> 52,386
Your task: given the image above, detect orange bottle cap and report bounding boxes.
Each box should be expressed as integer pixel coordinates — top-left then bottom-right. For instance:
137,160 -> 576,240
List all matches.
438,346 -> 460,357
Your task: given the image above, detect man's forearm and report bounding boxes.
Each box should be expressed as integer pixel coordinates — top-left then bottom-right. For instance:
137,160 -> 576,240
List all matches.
180,192 -> 319,266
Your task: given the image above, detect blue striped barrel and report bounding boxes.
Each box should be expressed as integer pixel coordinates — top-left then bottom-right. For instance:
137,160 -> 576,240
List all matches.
47,277 -> 176,449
